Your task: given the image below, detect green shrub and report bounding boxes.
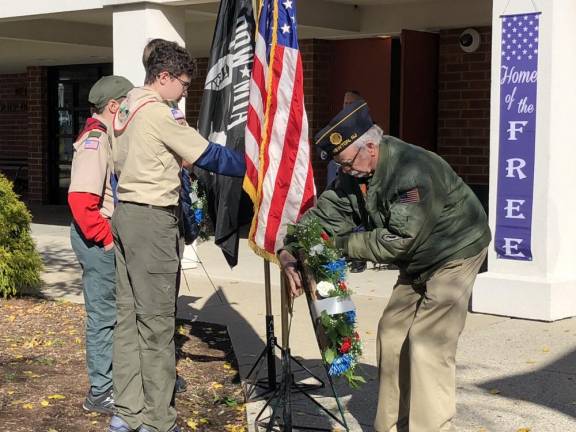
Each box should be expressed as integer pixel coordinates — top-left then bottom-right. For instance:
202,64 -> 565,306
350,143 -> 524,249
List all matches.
0,174 -> 43,297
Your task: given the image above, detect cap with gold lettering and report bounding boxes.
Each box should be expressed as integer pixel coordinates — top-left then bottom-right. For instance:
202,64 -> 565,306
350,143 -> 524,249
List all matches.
314,101 -> 373,161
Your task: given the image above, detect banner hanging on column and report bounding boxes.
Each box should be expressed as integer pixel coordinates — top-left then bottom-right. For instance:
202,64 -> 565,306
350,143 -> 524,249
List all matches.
495,12 -> 541,261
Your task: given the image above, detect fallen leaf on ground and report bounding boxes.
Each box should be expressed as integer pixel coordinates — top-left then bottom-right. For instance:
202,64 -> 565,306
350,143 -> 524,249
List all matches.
186,418 -> 198,430
223,362 -> 232,370
542,347 -> 550,353
211,382 -> 223,389
47,394 -> 66,400
22,403 -> 34,409
517,428 -> 531,432
40,399 -> 50,407
489,389 -> 501,395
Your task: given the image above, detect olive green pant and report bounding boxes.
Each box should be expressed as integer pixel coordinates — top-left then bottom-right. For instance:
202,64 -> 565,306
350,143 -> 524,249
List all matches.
111,203 -> 181,432
374,249 -> 487,432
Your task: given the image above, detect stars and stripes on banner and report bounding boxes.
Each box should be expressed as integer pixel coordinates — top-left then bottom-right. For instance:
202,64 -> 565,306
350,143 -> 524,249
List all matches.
244,0 -> 316,262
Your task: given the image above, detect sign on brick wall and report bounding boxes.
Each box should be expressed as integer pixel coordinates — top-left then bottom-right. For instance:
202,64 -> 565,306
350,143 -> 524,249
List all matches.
494,12 -> 541,261
0,101 -> 26,113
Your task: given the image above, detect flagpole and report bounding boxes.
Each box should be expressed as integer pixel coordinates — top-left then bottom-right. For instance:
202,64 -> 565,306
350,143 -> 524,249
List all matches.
264,260 -> 277,391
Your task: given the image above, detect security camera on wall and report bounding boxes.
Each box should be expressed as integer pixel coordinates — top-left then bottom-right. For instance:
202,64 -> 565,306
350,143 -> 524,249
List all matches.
459,28 -> 481,53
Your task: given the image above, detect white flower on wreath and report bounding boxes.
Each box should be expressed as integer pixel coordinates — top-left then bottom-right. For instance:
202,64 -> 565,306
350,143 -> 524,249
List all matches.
309,243 -> 325,256
316,280 -> 335,298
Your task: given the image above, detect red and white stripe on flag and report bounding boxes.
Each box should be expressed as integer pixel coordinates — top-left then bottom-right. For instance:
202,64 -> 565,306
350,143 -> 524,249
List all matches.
243,0 -> 316,262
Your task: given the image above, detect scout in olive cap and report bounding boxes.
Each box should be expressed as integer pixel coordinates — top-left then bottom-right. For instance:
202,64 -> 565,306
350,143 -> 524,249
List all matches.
67,73 -> 133,417
314,100 -> 374,161
88,75 -> 134,111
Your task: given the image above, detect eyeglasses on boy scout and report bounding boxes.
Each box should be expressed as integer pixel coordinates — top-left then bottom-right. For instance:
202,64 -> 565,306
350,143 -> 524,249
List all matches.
170,74 -> 192,89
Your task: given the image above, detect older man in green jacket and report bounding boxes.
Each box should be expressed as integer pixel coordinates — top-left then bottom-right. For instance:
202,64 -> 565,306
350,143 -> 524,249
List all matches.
279,101 -> 490,432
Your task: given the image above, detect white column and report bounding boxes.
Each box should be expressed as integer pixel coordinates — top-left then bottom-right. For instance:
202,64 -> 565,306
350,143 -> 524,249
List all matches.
112,3 -> 186,90
473,0 -> 576,320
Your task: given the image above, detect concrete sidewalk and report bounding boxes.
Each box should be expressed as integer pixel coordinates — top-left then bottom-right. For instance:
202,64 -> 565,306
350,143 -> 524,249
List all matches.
31,210 -> 576,432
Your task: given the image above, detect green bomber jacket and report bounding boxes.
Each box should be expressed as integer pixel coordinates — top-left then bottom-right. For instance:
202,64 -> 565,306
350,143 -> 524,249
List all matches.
285,135 -> 491,283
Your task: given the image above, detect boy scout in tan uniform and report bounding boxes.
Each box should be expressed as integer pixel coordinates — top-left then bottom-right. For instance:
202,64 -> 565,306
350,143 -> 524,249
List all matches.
68,75 -> 134,415
109,41 -> 244,432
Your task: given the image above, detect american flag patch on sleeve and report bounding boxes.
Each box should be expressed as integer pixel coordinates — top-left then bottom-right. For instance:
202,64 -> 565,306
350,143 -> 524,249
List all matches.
83,138 -> 100,150
399,188 -> 420,204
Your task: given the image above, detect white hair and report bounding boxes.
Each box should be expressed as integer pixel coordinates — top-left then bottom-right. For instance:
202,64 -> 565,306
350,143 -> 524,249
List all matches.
353,124 -> 383,149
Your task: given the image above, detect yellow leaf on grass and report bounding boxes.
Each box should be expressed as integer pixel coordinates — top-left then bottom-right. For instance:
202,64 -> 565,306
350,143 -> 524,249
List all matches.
489,388 -> 501,395
186,419 -> 198,430
7,315 -> 16,322
211,382 -> 223,389
22,403 -> 34,409
48,394 -> 66,400
74,337 -> 82,344
7,390 -> 15,395
542,347 -> 550,353
23,338 -> 41,349
177,325 -> 187,336
223,362 -> 232,370
199,418 -> 209,424
40,399 -> 50,407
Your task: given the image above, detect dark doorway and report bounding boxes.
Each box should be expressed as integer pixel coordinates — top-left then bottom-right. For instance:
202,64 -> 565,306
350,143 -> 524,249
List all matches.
327,37 -> 394,132
399,30 -> 439,151
47,64 -> 112,204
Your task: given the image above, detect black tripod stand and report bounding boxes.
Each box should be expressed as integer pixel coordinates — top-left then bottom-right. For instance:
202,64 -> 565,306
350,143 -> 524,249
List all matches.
244,261 -> 325,401
252,261 -> 350,432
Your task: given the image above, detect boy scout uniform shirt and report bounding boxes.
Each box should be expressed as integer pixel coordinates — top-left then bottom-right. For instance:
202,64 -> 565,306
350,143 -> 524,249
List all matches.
113,87 -> 208,207
69,114 -> 115,218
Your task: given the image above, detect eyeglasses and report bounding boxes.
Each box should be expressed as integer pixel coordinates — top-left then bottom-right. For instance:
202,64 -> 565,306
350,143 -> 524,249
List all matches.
336,148 -> 362,169
170,74 -> 192,90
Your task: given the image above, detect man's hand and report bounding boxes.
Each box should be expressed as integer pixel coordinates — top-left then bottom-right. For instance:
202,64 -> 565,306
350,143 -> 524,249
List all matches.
278,250 -> 303,297
104,242 -> 114,252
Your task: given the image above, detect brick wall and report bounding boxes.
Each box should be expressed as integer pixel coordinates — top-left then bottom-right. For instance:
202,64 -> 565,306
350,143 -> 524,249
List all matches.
26,67 -> 49,203
0,74 -> 28,160
185,57 -> 209,128
437,27 -> 491,185
301,39 -> 333,191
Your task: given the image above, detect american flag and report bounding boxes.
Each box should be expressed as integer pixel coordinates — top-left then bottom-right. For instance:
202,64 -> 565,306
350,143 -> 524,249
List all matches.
399,188 -> 420,204
244,0 -> 316,261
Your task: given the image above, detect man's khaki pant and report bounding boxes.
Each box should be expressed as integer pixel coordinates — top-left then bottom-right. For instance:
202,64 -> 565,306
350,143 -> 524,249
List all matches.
374,249 -> 487,432
112,203 -> 181,432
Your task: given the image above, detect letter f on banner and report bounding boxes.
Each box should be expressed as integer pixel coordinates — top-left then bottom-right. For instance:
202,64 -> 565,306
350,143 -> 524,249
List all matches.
507,120 -> 528,141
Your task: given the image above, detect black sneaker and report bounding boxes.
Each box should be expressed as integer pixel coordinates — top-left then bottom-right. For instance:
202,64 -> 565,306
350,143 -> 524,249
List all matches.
175,375 -> 187,393
349,260 -> 367,273
83,387 -> 115,415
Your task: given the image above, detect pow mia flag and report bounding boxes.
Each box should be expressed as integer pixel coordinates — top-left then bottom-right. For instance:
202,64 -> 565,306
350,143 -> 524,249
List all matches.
196,0 -> 255,267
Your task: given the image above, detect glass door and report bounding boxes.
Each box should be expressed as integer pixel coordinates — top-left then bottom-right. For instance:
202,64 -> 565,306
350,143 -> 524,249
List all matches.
47,64 -> 112,204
